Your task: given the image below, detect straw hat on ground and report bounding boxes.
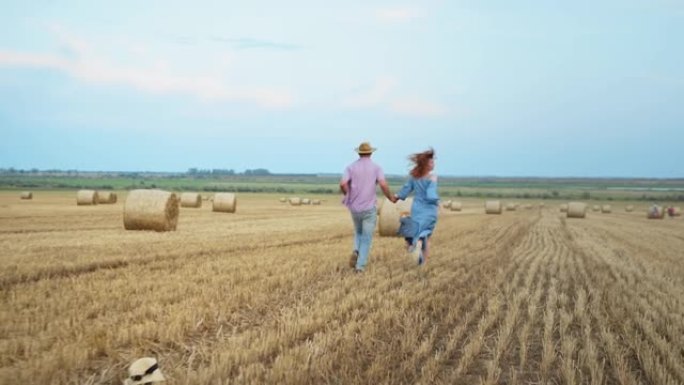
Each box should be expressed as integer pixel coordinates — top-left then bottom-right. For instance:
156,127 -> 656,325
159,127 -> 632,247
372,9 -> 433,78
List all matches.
124,357 -> 165,385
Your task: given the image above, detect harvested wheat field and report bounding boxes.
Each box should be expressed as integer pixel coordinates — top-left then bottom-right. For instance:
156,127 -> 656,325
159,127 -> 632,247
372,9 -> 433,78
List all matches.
1,192 -> 684,385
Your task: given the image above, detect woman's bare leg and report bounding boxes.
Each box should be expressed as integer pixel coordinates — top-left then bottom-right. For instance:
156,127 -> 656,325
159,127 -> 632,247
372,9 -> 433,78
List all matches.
422,238 -> 430,264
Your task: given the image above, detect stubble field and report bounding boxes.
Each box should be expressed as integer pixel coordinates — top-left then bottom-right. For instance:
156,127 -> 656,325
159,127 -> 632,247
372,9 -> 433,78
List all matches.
1,191 -> 683,385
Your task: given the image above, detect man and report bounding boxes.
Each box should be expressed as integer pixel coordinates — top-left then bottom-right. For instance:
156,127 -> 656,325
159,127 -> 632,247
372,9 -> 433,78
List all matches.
340,141 -> 396,272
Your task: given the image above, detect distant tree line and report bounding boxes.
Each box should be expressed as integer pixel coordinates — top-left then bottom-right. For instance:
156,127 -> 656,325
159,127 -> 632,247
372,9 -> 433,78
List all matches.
186,168 -> 272,176
439,189 -> 684,202
0,167 -> 274,177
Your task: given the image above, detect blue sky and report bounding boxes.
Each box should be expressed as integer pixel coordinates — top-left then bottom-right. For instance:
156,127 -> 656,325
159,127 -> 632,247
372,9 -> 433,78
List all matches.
1,0 -> 682,177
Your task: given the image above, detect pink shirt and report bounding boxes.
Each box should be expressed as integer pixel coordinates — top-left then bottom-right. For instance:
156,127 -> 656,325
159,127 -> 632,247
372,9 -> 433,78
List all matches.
341,157 -> 385,213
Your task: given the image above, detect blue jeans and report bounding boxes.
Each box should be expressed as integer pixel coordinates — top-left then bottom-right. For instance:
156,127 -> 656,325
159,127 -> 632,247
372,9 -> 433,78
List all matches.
351,207 -> 377,270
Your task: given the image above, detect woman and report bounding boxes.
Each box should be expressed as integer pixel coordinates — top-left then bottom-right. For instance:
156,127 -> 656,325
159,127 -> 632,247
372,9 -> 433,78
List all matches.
393,148 -> 440,265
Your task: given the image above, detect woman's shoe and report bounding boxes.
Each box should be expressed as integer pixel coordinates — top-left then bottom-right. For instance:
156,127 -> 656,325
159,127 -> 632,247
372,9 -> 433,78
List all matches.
409,240 -> 422,265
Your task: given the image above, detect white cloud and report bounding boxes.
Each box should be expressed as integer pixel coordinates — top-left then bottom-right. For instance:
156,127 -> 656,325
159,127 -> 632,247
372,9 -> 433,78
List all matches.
339,76 -> 448,118
375,6 -> 426,23
0,26 -> 294,109
389,98 -> 447,117
341,76 -> 398,108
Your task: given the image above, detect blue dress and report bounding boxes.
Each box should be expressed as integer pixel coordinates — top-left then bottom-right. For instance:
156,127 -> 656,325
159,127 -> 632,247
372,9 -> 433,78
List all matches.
397,177 -> 440,242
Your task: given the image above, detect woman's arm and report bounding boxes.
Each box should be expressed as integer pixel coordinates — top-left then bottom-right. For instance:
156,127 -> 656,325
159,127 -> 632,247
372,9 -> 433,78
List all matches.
395,179 -> 414,201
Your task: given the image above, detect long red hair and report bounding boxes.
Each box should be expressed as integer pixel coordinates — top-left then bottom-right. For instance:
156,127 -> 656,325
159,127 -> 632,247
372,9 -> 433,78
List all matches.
409,148 -> 435,178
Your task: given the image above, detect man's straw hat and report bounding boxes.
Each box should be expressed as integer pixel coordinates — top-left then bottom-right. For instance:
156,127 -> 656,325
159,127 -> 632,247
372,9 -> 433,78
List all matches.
355,142 -> 376,155
123,357 -> 165,385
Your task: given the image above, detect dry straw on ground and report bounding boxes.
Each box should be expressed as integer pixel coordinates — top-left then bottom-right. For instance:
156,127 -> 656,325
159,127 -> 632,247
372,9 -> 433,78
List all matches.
180,193 -> 202,208
97,191 -> 117,204
2,193 -> 684,384
213,193 -> 237,213
601,205 -> 612,214
559,203 -> 568,213
485,200 -> 502,214
450,201 -> 462,212
20,191 -> 32,200
123,189 -> 179,231
567,202 -> 587,218
76,190 -> 99,206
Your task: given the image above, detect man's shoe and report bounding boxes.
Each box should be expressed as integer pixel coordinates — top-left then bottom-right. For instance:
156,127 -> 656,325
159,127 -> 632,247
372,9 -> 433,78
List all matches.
349,250 -> 359,268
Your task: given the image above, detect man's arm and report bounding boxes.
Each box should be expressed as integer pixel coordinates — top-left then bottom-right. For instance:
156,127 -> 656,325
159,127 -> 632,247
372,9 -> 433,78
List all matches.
340,180 -> 349,195
378,180 -> 396,203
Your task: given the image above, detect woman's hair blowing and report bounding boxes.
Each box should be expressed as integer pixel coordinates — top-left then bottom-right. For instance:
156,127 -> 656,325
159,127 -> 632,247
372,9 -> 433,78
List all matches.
409,148 -> 435,178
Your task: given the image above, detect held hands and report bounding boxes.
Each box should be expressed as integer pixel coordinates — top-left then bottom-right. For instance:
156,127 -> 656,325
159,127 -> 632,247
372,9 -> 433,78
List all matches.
390,195 -> 399,203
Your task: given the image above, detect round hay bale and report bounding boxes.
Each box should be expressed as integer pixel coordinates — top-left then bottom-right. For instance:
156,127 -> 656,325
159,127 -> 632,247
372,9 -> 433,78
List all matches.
485,200 -> 502,214
647,206 -> 665,219
560,204 -> 568,213
592,205 -> 600,212
443,200 -> 452,209
397,197 -> 413,214
567,202 -> 587,218
180,192 -> 202,208
97,191 -> 117,204
377,197 -> 384,215
378,197 -> 414,236
77,190 -> 99,206
379,199 -> 401,237
312,199 -> 321,205
450,201 -> 462,212
301,198 -> 311,205
289,197 -> 301,206
672,207 -> 682,217
123,189 -> 179,231
523,204 -> 533,210
20,191 -> 33,200
279,197 -> 287,203
506,203 -> 516,211
601,205 -> 612,214
213,193 -> 237,213
625,205 -> 634,212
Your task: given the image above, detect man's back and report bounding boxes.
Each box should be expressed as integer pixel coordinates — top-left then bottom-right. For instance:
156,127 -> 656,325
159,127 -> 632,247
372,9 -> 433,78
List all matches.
341,157 -> 385,213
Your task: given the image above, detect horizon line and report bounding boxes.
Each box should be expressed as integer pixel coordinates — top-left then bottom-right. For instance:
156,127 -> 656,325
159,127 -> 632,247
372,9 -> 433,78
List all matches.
1,168 -> 683,181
